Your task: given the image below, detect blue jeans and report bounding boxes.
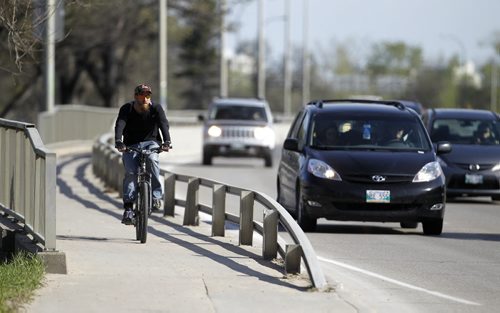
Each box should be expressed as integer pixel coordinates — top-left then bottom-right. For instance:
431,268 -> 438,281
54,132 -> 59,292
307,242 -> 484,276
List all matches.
122,141 -> 162,205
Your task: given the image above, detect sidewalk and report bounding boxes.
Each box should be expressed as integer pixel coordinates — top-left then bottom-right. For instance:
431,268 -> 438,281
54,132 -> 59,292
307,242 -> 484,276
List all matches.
26,143 -> 356,313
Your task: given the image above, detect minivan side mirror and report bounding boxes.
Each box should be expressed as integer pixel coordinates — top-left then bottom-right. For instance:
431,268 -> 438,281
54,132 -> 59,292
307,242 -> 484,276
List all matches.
436,142 -> 452,154
283,138 -> 299,151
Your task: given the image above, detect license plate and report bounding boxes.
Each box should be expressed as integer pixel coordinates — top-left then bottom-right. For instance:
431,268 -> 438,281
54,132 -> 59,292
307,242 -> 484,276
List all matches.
230,143 -> 245,150
366,190 -> 390,203
465,174 -> 483,185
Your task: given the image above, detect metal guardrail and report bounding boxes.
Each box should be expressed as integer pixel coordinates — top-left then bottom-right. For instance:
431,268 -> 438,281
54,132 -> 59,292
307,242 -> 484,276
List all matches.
92,132 -> 327,289
37,104 -> 205,144
0,118 -> 57,251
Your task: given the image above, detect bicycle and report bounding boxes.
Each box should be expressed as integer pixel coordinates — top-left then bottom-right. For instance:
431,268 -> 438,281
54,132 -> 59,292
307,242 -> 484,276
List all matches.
125,146 -> 166,243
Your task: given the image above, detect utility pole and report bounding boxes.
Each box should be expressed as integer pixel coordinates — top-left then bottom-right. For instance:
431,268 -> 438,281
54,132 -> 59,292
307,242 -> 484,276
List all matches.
159,0 -> 168,112
283,0 -> 291,115
220,0 -> 228,98
301,0 -> 310,105
257,0 -> 265,99
45,0 -> 56,113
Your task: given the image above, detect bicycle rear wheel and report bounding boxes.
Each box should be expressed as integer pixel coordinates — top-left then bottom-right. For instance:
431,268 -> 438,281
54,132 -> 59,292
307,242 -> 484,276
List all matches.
138,181 -> 150,243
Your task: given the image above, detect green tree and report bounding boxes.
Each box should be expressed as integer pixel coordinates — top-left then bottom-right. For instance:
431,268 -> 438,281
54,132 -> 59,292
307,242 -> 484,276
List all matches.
367,41 -> 423,77
174,0 -> 220,109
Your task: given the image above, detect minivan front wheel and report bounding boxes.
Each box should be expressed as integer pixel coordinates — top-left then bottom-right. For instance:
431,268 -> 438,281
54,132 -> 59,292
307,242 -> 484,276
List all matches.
422,218 -> 443,235
296,188 -> 317,232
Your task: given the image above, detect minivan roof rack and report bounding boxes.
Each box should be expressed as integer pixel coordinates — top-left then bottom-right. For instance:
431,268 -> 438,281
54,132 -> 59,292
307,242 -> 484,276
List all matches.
307,99 -> 405,110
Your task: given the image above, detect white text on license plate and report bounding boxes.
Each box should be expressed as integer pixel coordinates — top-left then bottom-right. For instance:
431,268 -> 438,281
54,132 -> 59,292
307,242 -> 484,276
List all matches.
366,190 -> 390,203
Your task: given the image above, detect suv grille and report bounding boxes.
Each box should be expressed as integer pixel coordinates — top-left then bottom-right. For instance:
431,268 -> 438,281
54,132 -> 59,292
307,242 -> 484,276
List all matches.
222,127 -> 254,139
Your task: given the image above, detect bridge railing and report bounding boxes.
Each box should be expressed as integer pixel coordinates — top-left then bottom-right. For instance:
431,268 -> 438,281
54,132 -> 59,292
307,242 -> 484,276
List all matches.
92,132 -> 327,289
0,118 -> 56,251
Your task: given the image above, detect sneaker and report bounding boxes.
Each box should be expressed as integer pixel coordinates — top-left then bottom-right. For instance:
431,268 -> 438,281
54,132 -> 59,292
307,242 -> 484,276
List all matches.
152,198 -> 162,212
122,203 -> 135,225
121,210 -> 135,225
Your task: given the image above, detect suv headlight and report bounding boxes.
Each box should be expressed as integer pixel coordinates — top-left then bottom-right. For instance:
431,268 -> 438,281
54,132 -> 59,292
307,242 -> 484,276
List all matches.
207,125 -> 222,137
254,126 -> 275,147
307,159 -> 342,181
413,161 -> 443,182
254,126 -> 274,139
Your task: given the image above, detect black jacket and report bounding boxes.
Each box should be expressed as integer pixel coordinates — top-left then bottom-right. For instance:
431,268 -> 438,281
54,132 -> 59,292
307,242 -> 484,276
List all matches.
114,101 -> 171,146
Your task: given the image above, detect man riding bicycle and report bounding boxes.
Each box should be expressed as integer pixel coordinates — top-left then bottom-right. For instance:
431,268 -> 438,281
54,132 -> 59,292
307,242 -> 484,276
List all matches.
114,84 -> 171,225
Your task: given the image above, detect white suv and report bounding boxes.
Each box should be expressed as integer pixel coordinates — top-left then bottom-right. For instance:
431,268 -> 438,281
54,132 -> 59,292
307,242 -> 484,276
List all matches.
199,98 -> 275,167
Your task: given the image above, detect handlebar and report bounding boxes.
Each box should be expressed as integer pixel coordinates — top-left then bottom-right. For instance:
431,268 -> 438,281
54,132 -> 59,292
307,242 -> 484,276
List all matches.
126,146 -> 170,154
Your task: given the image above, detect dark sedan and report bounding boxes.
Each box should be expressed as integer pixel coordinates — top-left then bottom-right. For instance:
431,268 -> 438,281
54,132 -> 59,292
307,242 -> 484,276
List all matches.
423,108 -> 500,201
277,100 -> 451,235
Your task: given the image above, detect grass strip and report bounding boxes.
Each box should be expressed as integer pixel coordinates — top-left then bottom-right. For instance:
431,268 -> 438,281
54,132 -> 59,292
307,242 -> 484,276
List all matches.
0,251 -> 45,313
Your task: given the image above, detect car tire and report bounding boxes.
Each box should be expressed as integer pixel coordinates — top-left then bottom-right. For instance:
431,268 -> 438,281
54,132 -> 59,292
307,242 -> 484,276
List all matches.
400,222 -> 418,229
296,187 -> 317,232
492,195 -> 500,201
202,149 -> 212,165
422,218 -> 443,235
264,150 -> 273,167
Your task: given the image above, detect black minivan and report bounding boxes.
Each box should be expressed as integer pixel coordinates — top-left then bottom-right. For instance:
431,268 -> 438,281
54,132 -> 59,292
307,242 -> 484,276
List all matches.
277,99 -> 451,235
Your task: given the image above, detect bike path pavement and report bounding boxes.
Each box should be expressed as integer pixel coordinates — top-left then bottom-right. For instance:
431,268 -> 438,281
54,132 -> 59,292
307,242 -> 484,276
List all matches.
26,143 -> 356,313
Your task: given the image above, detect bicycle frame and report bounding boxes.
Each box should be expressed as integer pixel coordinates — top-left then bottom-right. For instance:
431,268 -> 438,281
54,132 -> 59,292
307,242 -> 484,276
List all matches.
126,146 -> 161,243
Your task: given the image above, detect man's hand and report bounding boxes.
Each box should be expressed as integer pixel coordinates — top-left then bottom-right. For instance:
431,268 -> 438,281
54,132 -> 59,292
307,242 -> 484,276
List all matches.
115,141 -> 126,152
161,142 -> 171,152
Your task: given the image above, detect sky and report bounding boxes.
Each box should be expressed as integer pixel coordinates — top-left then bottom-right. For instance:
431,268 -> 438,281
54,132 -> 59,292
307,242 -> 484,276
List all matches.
226,0 -> 500,66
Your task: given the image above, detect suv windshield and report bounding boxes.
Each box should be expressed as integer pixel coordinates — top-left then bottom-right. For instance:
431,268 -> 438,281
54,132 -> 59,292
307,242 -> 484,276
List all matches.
310,113 -> 431,150
431,118 -> 500,145
209,105 -> 268,122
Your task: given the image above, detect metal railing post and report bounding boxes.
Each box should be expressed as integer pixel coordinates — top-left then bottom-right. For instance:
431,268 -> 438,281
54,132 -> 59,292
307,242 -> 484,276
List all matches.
239,191 -> 254,246
163,173 -> 175,217
183,178 -> 199,226
44,152 -> 57,251
285,244 -> 302,274
262,208 -> 278,260
212,184 -> 226,237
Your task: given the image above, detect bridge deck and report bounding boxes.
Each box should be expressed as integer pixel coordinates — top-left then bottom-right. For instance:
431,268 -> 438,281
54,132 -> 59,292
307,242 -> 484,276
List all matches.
26,143 -> 354,313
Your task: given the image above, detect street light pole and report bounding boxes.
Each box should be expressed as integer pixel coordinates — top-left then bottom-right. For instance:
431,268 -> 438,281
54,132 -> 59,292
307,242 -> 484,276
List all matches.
45,0 -> 56,113
257,0 -> 265,99
301,0 -> 310,105
492,46 -> 499,113
283,0 -> 291,115
220,0 -> 228,98
159,0 -> 168,112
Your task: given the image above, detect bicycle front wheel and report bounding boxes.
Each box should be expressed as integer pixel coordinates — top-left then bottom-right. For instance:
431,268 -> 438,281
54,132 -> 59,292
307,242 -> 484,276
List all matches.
138,181 -> 150,243
135,196 -> 141,241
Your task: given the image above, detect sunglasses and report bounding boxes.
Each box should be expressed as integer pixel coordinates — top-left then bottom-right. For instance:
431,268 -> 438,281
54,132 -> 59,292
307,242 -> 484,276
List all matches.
138,93 -> 151,99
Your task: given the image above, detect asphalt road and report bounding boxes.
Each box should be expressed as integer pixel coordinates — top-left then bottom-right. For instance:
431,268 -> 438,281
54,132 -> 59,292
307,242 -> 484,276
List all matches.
163,143 -> 500,313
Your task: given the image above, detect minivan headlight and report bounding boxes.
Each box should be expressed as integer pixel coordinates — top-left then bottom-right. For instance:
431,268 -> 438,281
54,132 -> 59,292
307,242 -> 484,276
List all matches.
413,161 -> 443,182
207,125 -> 222,137
307,159 -> 342,181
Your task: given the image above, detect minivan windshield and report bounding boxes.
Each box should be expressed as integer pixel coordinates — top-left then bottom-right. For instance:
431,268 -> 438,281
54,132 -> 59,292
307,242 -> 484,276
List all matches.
209,105 -> 268,122
310,113 -> 432,150
430,118 -> 500,145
